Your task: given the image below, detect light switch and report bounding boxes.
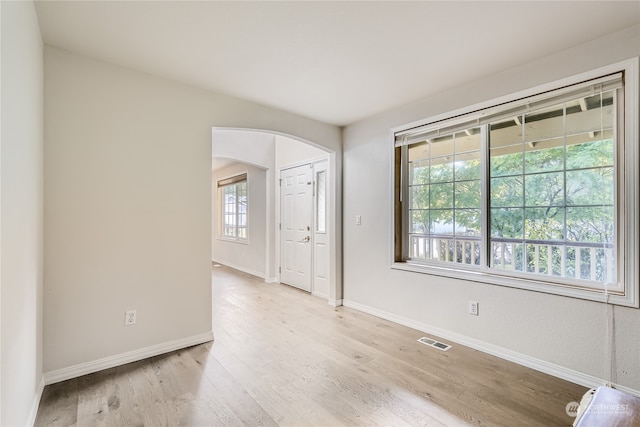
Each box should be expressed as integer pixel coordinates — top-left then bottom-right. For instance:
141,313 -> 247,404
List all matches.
355,215 -> 362,225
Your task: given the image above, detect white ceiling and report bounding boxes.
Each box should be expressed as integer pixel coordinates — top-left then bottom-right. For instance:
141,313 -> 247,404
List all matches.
35,1 -> 639,127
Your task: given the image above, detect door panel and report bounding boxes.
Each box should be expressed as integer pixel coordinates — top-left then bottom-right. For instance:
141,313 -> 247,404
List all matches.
280,164 -> 312,291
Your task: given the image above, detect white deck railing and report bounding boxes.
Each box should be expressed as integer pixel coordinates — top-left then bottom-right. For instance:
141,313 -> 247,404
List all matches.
409,234 -> 614,282
410,234 -> 481,266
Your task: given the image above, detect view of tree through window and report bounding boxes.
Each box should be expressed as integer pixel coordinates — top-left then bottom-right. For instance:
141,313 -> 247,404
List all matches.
409,128 -> 482,265
489,92 -> 614,282
396,73 -> 627,294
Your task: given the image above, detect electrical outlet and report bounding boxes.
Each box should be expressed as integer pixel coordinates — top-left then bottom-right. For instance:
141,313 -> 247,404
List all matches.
469,301 -> 479,316
125,310 -> 137,325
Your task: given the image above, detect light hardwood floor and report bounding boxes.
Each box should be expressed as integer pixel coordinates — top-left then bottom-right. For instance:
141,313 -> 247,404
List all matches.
35,265 -> 586,426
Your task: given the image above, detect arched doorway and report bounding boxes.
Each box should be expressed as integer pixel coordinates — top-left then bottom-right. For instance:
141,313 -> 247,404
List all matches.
211,128 -> 342,306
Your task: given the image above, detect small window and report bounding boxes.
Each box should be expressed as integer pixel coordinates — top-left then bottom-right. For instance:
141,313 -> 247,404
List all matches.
316,170 -> 327,233
218,173 -> 248,241
393,60 -> 638,307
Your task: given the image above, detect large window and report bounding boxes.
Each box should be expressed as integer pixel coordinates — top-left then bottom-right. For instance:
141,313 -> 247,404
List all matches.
218,173 -> 248,241
393,61 -> 638,306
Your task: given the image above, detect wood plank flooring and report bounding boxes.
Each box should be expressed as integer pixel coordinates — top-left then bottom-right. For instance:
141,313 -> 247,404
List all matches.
35,265 -> 587,426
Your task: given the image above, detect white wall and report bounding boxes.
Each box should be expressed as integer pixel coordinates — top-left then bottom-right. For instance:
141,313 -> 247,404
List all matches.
342,25 -> 640,391
43,46 -> 341,376
275,135 -> 327,169
213,130 -> 275,170
212,162 -> 267,278
0,1 -> 44,425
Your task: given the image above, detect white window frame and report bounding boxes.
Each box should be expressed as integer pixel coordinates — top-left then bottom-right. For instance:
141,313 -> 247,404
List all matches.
217,173 -> 248,243
391,58 -> 639,307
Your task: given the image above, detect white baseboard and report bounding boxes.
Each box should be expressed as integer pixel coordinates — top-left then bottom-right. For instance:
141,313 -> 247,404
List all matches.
212,260 -> 265,280
328,298 -> 343,307
27,375 -> 45,427
312,291 -> 328,300
265,277 -> 279,284
342,299 -> 640,397
44,331 -> 214,385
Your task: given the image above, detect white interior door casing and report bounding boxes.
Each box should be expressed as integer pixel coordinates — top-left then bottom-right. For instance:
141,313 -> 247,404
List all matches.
280,164 -> 313,291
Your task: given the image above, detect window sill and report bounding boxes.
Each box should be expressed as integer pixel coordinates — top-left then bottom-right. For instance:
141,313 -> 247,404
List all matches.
391,261 -> 637,308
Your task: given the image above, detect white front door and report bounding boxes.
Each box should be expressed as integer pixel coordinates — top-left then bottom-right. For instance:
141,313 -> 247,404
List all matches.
280,164 -> 313,291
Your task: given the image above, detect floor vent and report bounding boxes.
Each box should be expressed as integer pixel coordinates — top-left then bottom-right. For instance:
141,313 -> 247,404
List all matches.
417,336 -> 452,351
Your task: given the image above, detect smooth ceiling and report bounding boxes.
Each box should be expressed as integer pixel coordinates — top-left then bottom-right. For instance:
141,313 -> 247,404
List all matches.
35,1 -> 640,126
